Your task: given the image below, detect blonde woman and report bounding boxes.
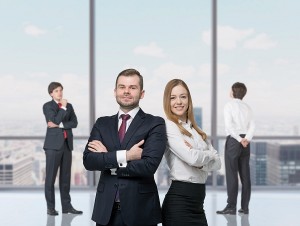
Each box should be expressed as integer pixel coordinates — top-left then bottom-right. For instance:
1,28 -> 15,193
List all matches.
162,79 -> 221,226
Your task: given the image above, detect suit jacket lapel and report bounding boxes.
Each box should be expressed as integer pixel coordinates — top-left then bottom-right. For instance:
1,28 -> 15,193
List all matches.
121,109 -> 145,147
51,99 -> 59,110
111,114 -> 120,146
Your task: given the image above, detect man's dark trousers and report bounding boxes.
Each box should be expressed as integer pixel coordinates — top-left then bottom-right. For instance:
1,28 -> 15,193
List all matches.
45,141 -> 72,210
225,135 -> 251,211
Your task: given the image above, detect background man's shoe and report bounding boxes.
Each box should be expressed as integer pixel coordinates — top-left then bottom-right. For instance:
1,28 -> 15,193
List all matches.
216,206 -> 236,215
47,209 -> 58,216
62,207 -> 83,214
238,208 -> 249,214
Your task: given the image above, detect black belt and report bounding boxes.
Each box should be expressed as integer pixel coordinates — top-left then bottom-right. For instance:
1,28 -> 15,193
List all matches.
113,202 -> 121,211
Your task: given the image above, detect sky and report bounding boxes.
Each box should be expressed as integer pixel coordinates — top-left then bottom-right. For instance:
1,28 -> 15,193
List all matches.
0,0 -> 300,136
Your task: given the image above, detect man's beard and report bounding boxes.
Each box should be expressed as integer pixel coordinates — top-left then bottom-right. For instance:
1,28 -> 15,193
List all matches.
116,98 -> 139,111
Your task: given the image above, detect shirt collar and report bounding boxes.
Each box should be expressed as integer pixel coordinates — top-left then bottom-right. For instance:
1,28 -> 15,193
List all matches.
232,98 -> 243,103
178,119 -> 192,128
118,107 -> 140,119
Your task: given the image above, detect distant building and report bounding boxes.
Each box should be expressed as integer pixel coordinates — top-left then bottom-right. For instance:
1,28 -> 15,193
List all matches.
0,148 -> 34,185
267,143 -> 300,185
193,107 -> 203,128
250,142 -> 267,185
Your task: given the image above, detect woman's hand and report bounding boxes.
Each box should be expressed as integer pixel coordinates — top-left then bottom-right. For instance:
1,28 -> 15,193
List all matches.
184,140 -> 193,149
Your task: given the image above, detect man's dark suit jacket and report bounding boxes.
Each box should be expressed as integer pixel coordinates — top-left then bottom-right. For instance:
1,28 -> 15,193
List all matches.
83,109 -> 167,226
43,100 -> 78,151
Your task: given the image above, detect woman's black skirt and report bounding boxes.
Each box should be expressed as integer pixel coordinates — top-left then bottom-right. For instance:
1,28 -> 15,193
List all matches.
162,180 -> 208,226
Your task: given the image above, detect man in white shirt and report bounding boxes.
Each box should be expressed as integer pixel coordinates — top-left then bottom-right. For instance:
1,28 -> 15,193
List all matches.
216,82 -> 255,215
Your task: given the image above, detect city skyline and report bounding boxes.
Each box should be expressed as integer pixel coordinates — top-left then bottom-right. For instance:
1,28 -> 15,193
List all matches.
1,135 -> 300,187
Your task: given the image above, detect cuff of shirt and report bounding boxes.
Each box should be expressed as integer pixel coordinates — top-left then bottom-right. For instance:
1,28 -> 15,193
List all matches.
245,135 -> 252,141
237,136 -> 243,143
116,150 -> 127,167
59,122 -> 64,128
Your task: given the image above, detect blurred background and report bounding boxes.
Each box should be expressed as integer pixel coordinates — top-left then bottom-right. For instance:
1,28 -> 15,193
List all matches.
1,0 -> 300,191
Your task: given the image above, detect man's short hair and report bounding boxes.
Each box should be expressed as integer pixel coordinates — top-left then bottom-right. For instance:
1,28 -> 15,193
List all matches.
115,69 -> 143,90
232,82 -> 247,100
48,82 -> 63,95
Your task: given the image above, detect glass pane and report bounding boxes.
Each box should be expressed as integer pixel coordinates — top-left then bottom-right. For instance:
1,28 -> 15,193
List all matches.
217,138 -> 300,186
0,0 -> 89,188
0,1 -> 89,136
217,0 -> 300,136
95,0 -> 212,189
95,0 -> 212,131
0,139 -> 88,187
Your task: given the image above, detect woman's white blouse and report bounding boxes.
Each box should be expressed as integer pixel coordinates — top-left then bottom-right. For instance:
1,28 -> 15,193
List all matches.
164,119 -> 221,184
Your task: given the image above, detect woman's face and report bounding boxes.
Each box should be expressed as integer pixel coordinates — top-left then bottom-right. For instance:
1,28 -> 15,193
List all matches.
170,85 -> 189,122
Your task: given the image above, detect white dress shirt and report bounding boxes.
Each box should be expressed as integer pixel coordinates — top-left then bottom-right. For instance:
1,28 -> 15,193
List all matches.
164,119 -> 221,184
115,107 -> 140,168
224,98 -> 255,142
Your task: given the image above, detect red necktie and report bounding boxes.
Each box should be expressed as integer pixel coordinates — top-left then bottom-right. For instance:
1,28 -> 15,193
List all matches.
58,103 -> 67,139
115,114 -> 130,202
118,114 -> 130,142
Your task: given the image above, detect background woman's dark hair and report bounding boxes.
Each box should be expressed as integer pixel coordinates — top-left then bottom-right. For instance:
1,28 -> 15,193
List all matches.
48,82 -> 63,95
232,82 -> 247,100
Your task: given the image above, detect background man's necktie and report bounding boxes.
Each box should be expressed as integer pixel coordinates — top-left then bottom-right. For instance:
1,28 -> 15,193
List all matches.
115,114 -> 130,202
58,103 -> 67,139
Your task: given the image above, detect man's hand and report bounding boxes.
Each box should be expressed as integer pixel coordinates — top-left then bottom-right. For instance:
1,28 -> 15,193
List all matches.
60,99 -> 68,107
48,121 -> 59,128
241,138 -> 249,148
88,140 -> 108,153
126,140 -> 144,161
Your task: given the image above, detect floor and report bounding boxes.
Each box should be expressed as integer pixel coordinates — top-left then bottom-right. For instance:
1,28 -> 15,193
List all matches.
0,188 -> 299,226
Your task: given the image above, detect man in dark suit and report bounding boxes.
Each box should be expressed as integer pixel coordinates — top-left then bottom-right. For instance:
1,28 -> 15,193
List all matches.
83,69 -> 167,226
43,82 -> 82,216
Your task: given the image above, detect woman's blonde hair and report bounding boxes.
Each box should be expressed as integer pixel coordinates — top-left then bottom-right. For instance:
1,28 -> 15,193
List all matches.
163,79 -> 207,140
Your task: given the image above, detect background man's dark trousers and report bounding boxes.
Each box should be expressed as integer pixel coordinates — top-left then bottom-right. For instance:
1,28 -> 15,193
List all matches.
45,140 -> 72,210
225,135 -> 251,211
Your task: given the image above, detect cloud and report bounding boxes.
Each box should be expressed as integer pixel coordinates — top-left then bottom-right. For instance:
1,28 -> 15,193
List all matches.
202,26 -> 254,50
218,64 -> 231,75
0,72 -> 89,120
153,62 -> 195,80
245,61 -> 260,75
198,63 -> 231,77
244,33 -> 277,49
274,58 -> 290,66
133,42 -> 166,58
23,24 -> 47,37
29,72 -> 48,78
202,26 -> 277,51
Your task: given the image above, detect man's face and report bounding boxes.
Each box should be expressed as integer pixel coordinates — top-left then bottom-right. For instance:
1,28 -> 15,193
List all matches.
114,75 -> 144,112
50,86 -> 63,102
